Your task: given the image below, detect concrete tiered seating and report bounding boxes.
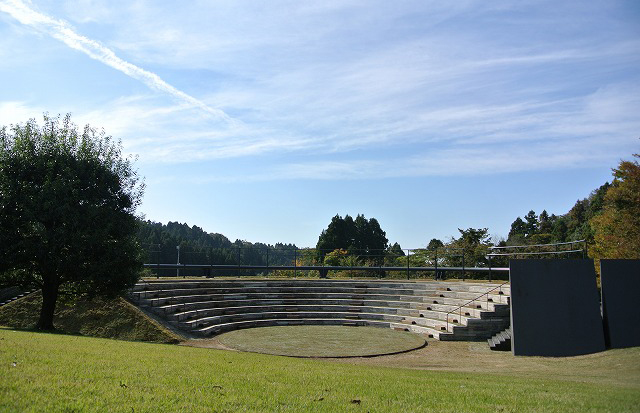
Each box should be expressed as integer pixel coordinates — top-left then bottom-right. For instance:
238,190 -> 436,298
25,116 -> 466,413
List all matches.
131,279 -> 510,341
0,287 -> 37,307
488,327 -> 512,351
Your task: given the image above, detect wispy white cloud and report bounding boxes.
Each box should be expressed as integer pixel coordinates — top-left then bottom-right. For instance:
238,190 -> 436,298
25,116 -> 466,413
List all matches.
2,0 -> 638,181
0,0 -> 234,123
244,137 -> 628,182
5,0 -> 640,249
0,101 -> 46,126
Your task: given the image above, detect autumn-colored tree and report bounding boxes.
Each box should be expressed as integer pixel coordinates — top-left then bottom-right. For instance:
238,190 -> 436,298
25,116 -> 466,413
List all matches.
323,249 -> 350,266
591,154 -> 640,259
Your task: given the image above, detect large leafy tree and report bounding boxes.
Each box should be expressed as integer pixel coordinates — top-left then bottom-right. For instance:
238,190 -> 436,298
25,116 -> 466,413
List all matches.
591,154 -> 640,259
427,238 -> 444,251
507,217 -> 527,243
316,214 -> 388,258
353,215 -> 388,264
316,214 -> 356,257
538,210 -> 552,234
316,214 -> 388,276
0,114 -> 144,330
444,228 -> 492,275
524,210 -> 538,236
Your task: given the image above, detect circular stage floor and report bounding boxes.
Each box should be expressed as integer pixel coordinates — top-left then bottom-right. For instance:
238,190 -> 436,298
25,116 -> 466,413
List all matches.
215,325 -> 427,358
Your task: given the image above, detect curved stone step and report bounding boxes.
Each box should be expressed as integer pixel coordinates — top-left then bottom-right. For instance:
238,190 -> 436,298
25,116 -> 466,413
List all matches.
161,297 -> 421,315
133,279 -> 444,292
169,304 -> 419,322
140,291 -> 440,307
196,318 -> 393,336
133,285 -> 435,300
130,279 -> 511,342
182,311 -> 406,330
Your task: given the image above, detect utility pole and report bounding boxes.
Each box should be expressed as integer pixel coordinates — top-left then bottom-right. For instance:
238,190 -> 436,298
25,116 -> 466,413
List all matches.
176,245 -> 181,278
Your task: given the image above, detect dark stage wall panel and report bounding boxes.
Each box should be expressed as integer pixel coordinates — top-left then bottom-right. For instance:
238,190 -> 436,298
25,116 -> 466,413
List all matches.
600,259 -> 640,349
510,259 -> 605,357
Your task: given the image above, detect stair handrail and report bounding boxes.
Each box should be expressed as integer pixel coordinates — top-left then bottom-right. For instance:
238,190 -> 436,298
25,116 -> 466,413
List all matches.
487,239 -> 587,259
445,282 -> 509,332
489,239 -> 584,250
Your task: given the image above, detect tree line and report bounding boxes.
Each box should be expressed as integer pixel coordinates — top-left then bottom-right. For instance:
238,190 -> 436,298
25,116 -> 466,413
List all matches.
305,153 -> 640,278
504,154 -> 639,260
138,150 -> 640,279
137,221 -> 298,276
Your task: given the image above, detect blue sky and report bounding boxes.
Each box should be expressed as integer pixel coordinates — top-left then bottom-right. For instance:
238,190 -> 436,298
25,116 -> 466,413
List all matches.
1,0 -> 638,248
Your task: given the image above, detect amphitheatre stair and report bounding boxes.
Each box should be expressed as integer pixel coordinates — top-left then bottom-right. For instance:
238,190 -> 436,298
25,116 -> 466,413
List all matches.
488,327 -> 512,351
130,279 -> 510,341
0,287 -> 37,307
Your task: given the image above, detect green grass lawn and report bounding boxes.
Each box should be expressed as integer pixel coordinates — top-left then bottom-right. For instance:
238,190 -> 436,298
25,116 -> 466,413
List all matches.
216,325 -> 426,357
1,329 -> 638,412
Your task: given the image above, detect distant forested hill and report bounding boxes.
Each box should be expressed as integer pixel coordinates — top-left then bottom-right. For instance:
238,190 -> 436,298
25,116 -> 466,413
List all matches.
137,221 -> 298,275
505,182 -> 610,247
505,153 -> 639,260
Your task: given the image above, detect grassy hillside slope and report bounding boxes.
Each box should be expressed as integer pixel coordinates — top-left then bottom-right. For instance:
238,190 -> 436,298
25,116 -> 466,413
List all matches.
0,292 -> 180,343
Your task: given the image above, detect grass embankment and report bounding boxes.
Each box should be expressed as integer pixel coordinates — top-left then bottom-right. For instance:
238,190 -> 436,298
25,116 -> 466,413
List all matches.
0,292 -> 180,343
1,329 -> 638,412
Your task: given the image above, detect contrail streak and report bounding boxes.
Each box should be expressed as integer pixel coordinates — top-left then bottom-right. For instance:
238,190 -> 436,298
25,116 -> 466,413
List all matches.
0,0 -> 233,122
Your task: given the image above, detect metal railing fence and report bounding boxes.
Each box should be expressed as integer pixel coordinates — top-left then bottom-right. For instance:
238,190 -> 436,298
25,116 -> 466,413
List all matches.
141,240 -> 586,280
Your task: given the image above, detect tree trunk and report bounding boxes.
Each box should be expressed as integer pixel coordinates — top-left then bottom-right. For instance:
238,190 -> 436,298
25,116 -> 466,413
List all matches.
36,278 -> 58,330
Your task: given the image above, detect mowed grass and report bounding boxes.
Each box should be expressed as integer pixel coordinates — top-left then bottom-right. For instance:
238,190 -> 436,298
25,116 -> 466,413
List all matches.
216,325 -> 426,357
1,329 -> 639,412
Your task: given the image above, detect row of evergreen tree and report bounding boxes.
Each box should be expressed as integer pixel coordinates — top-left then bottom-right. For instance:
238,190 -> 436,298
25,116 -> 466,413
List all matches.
137,154 -> 639,277
137,221 -> 298,276
500,153 -> 638,262
506,183 -> 610,246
